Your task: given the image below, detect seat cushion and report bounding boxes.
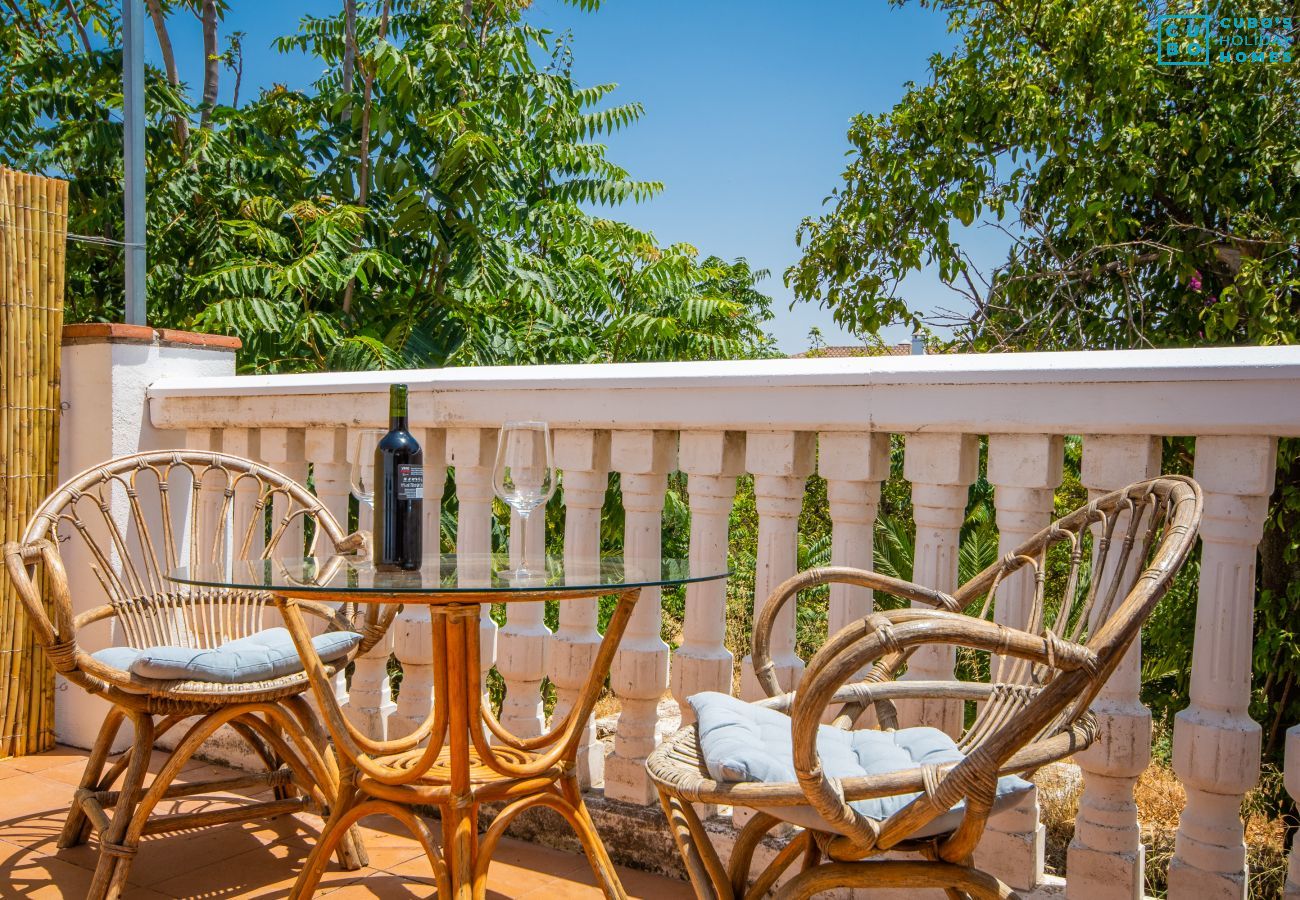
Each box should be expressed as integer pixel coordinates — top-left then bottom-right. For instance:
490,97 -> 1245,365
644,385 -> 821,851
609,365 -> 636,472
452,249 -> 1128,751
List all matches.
92,627 -> 362,684
689,691 -> 1033,839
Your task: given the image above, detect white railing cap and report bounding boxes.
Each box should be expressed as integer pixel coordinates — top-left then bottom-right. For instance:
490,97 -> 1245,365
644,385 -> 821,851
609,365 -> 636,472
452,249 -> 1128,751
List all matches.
149,345 -> 1300,396
147,345 -> 1300,436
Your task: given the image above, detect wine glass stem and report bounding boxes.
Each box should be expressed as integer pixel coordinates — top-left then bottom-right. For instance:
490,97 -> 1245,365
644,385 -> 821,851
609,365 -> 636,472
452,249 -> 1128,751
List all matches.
517,509 -> 530,575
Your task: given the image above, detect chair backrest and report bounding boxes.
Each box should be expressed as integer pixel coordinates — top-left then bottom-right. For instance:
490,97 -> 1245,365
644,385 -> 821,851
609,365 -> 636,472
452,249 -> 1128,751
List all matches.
955,475 -> 1202,755
18,450 -> 348,649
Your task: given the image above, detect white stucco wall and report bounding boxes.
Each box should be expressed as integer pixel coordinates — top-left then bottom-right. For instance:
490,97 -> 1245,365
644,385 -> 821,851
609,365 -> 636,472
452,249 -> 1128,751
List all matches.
56,335 -> 236,749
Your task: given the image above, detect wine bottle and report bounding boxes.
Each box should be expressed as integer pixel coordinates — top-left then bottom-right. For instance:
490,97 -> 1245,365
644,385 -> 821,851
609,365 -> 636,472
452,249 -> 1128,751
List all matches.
373,383 -> 423,570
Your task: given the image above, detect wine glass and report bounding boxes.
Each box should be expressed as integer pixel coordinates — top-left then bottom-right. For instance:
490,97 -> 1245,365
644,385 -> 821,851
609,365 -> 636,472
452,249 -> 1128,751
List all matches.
350,429 -> 386,531
492,421 -> 556,582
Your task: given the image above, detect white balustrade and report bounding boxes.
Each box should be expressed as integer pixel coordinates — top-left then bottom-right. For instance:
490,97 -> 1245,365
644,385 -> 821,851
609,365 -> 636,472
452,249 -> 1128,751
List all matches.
221,428 -> 265,559
304,427 -> 351,706
336,426 -> 401,741
1168,436 -> 1275,898
257,427 -> 307,558
739,431 -> 815,700
443,427 -> 497,731
818,432 -> 890,638
551,430 -> 611,787
1067,435 -> 1160,900
978,433 -> 1063,891
606,429 -> 676,805
497,447 -> 552,738
899,432 -> 978,738
672,431 -> 745,724
142,346 -> 1300,895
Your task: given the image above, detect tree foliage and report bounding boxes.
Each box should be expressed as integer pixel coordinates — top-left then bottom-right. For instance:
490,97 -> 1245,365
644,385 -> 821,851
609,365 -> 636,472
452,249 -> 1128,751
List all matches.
1,0 -> 777,372
789,0 -> 1298,348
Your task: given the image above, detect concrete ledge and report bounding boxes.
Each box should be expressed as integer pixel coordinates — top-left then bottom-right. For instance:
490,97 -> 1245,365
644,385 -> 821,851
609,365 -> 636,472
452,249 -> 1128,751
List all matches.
63,322 -> 241,350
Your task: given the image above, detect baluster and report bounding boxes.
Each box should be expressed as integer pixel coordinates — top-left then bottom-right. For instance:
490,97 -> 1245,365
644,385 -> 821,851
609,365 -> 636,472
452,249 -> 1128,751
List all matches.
739,431 -> 815,701
818,432 -> 890,637
186,428 -> 230,570
1285,724 -> 1300,899
898,432 -> 978,737
551,430 -> 611,788
340,429 -> 389,740
305,427 -> 351,533
258,428 -> 306,559
305,427 -> 351,705
387,428 -> 447,737
447,428 -> 499,719
185,428 -> 229,646
497,435 -> 552,738
1067,435 -> 1160,900
221,428 -> 265,560
672,431 -> 744,725
977,434 -> 1063,892
1169,436 -> 1275,899
606,429 -> 676,805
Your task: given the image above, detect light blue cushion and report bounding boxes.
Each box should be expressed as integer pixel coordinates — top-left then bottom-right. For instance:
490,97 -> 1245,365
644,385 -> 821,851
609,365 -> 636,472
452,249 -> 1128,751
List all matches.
92,646 -> 143,672
689,691 -> 1034,838
91,628 -> 361,684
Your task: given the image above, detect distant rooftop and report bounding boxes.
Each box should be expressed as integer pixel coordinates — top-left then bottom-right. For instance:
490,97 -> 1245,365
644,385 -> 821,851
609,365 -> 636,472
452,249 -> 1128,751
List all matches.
790,341 -> 919,359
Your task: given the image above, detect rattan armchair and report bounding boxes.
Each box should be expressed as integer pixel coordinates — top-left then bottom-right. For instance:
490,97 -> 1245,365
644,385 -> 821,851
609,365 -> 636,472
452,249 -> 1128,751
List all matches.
2,450 -> 394,900
649,476 -> 1202,900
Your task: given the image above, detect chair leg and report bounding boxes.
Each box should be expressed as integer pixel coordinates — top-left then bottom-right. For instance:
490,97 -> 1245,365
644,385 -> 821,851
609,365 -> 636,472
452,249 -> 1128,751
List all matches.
282,695 -> 368,871
728,811 -> 784,896
656,789 -> 732,900
58,706 -> 125,850
86,711 -> 155,900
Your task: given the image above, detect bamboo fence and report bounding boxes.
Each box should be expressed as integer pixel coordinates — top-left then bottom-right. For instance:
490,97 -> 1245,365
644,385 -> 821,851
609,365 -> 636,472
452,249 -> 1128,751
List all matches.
0,167 -> 68,758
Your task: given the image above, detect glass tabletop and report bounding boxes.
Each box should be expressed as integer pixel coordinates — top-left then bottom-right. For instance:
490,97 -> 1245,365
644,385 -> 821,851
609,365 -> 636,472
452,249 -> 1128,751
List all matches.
167,554 -> 728,598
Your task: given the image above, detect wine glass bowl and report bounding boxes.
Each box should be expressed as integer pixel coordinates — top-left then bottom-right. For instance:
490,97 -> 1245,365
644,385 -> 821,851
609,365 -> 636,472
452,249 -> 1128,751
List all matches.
492,421 -> 556,581
350,429 -> 387,530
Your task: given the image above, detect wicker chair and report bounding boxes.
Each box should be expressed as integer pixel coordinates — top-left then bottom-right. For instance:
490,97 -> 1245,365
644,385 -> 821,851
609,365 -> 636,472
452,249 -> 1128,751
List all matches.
2,450 -> 393,900
649,476 -> 1202,900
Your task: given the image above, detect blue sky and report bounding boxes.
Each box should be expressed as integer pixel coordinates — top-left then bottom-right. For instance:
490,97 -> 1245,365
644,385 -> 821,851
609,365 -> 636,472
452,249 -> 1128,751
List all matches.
149,0 -> 994,353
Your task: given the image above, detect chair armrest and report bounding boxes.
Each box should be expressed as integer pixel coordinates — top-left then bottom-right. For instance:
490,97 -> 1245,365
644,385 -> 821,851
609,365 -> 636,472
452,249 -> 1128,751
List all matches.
334,530 -> 371,557
783,607 -> 1098,852
751,567 -> 961,698
3,540 -> 78,672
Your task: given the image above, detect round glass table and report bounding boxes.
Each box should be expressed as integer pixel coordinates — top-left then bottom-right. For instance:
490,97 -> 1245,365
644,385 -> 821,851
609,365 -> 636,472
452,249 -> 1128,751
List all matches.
167,554 -> 727,900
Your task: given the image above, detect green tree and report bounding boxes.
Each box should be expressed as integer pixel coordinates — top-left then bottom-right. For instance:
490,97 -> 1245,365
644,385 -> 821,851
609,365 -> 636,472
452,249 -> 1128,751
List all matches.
0,0 -> 777,371
789,0 -> 1298,347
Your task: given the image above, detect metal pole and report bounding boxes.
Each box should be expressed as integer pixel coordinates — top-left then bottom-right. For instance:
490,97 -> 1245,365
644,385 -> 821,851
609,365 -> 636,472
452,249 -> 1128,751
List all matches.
122,0 -> 147,325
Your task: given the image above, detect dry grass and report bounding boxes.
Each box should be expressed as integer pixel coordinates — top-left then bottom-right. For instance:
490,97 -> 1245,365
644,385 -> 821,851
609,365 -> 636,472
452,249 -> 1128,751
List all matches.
1039,758 -> 1292,898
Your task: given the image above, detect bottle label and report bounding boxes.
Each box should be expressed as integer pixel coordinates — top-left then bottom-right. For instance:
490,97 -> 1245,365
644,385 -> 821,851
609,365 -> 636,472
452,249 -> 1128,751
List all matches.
397,464 -> 424,500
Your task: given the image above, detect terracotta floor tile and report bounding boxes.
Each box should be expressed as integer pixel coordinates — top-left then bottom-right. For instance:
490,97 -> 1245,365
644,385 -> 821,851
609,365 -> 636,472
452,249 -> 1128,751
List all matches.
0,748 -> 695,900
316,871 -> 438,899
0,774 -> 77,820
4,747 -> 92,775
150,833 -> 375,899
33,761 -> 97,789
488,838 -> 591,878
0,831 -> 174,900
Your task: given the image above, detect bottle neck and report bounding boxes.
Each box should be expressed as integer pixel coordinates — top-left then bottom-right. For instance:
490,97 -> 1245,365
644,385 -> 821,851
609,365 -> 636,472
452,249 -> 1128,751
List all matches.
389,386 -> 409,430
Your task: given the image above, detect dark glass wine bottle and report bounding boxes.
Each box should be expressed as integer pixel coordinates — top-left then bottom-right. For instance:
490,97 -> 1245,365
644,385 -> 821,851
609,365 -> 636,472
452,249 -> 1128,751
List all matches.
373,384 -> 423,570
